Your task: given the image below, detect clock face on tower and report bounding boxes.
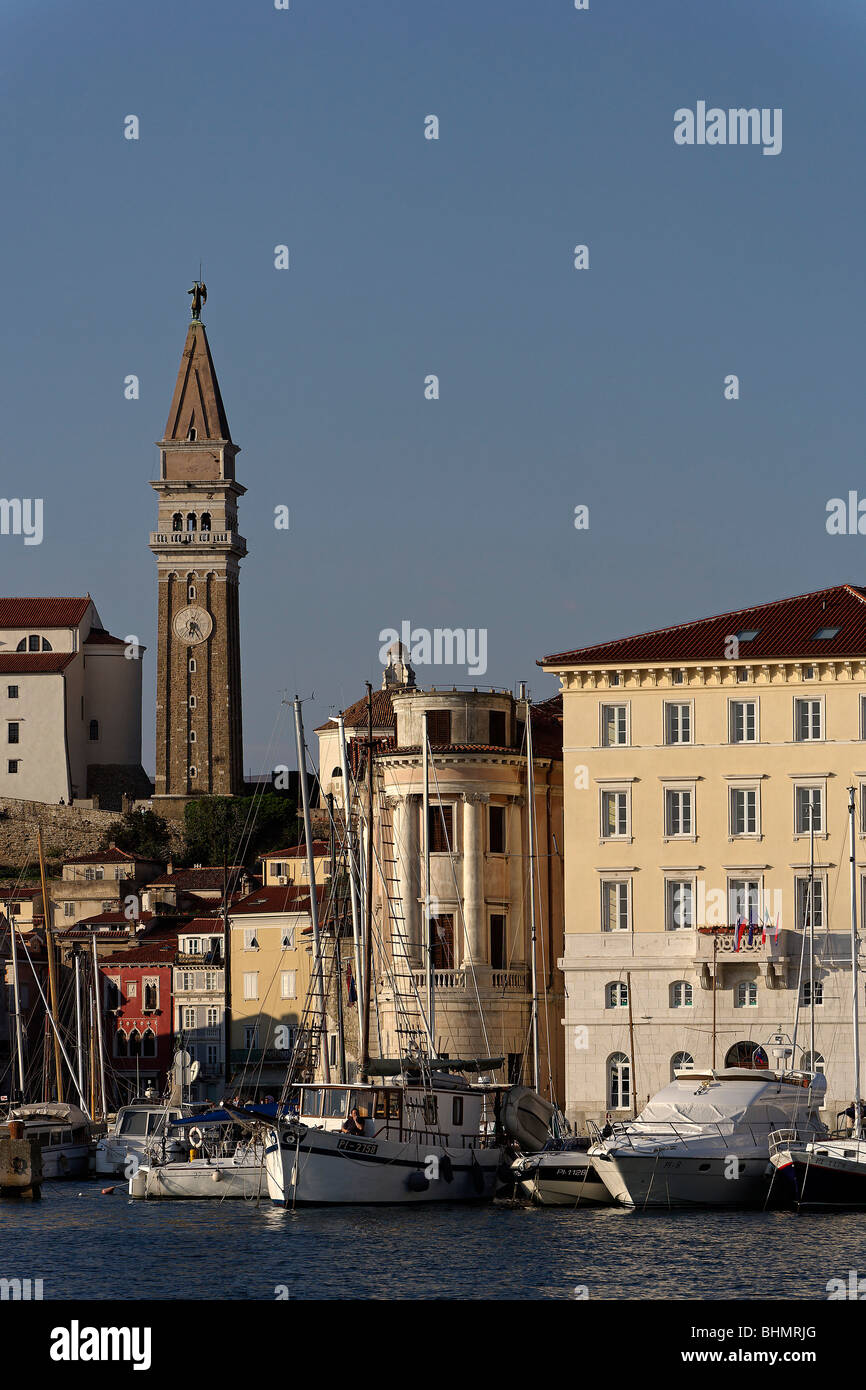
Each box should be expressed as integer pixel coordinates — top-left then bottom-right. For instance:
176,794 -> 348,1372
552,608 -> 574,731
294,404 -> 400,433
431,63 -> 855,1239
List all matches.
173,605 -> 213,645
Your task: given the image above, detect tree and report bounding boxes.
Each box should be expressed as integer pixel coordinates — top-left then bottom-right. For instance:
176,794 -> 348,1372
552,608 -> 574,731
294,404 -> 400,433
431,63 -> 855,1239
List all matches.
182,794 -> 299,869
100,809 -> 173,862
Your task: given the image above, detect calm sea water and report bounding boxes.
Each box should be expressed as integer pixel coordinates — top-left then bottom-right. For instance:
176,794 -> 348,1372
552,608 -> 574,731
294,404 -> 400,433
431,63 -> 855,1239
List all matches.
2,1182 -> 866,1300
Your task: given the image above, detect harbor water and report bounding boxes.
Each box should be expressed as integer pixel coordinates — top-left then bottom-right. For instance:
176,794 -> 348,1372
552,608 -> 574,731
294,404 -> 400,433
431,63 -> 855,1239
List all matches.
3,1183 -> 866,1300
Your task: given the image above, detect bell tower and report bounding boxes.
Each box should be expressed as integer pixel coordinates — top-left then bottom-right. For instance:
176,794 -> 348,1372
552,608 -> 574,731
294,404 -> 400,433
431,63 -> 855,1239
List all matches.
149,286 -> 246,812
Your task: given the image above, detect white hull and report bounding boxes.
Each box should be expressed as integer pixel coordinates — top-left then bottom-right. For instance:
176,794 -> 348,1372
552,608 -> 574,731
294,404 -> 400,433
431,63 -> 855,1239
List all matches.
592,1150 -> 773,1208
265,1124 -> 500,1205
512,1151 -> 612,1207
129,1155 -> 267,1200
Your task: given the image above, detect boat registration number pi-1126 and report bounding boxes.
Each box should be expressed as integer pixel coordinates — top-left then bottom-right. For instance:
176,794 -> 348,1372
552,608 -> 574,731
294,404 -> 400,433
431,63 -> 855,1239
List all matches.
337,1137 -> 378,1156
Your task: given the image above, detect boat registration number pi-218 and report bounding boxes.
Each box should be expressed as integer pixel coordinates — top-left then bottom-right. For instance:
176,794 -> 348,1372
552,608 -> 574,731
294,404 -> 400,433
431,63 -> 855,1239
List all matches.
337,1137 -> 378,1155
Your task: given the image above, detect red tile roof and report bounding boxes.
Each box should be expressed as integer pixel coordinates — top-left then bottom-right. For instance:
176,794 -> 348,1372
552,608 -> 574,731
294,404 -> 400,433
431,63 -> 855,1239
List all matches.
0,597 -> 91,628
147,867 -> 244,891
84,629 -> 128,648
542,584 -> 866,669
314,690 -> 396,733
261,840 -> 328,860
64,848 -> 160,866
231,885 -> 324,916
0,653 -> 76,674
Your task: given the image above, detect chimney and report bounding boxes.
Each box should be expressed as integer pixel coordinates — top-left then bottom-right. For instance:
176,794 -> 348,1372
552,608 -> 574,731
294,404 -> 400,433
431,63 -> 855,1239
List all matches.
167,858 -> 173,875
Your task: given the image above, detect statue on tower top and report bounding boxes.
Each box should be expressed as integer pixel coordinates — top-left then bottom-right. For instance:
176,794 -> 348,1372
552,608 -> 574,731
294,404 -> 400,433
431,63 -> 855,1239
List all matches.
188,281 -> 207,321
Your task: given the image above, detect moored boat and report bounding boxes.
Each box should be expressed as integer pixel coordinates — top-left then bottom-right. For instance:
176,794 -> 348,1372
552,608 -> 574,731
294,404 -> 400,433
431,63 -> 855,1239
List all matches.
2,1103 -> 91,1180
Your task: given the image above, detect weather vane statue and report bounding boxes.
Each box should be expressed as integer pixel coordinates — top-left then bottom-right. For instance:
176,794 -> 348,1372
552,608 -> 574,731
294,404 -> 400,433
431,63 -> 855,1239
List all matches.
188,279 -> 207,321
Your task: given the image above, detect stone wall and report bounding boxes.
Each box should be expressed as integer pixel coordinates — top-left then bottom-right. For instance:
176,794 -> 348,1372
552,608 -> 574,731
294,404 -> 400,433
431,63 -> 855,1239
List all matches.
0,797 -> 184,871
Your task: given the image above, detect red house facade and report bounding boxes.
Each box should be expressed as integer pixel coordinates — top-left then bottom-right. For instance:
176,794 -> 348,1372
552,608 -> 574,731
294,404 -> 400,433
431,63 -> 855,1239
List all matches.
100,928 -> 179,1102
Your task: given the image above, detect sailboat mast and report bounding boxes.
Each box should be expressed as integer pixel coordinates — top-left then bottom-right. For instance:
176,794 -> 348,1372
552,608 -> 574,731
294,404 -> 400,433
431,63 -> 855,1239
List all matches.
293,697 -> 331,1084
422,709 -> 434,1047
328,793 -> 346,1083
849,786 -> 862,1140
73,949 -> 85,1102
360,683 -> 375,1081
524,691 -> 540,1091
336,713 -> 364,1021
91,932 -> 107,1120
809,804 -> 816,1065
9,917 -> 26,1098
37,828 -> 64,1102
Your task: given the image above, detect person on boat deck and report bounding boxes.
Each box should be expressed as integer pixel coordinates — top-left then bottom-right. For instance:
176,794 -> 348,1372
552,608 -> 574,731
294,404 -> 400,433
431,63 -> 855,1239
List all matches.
844,1101 -> 866,1130
342,1107 -> 365,1136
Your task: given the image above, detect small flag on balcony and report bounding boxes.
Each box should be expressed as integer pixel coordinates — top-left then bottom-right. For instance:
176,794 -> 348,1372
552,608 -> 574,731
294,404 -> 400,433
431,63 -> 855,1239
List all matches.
774,911 -> 781,942
347,964 -> 357,1006
747,917 -> 755,947
734,917 -> 744,951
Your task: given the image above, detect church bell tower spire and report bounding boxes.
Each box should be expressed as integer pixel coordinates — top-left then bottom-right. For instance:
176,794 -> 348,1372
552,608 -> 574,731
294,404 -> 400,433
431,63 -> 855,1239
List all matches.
149,288 -> 246,811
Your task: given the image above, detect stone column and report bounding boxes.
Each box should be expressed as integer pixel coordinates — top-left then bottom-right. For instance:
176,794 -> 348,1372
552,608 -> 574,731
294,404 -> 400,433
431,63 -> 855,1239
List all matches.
462,793 -> 488,967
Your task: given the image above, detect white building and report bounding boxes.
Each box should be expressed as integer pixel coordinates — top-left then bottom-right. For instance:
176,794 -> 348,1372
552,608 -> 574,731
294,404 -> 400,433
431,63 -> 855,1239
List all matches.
0,597 -> 150,808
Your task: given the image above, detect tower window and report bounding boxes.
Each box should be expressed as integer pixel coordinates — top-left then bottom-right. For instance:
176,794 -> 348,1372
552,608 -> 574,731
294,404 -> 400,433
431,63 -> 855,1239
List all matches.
189,658 -> 196,674
189,766 -> 198,779
187,426 -> 197,441
89,720 -> 99,742
172,513 -> 183,532
200,513 -> 211,532
188,585 -> 196,600
189,695 -> 197,709
187,513 -> 197,532
189,730 -> 196,743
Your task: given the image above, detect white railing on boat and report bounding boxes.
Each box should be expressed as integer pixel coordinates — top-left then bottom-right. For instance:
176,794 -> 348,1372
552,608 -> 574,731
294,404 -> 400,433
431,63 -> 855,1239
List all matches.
588,1117 -> 820,1155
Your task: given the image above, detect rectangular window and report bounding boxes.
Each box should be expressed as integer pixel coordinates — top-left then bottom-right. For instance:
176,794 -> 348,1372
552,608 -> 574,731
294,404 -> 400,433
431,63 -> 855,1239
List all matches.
63,901 -> 74,917
488,805 -> 506,853
664,703 -> 692,745
243,927 -> 258,951
601,704 -> 628,747
182,1006 -> 196,1030
795,698 -> 823,741
7,723 -> 19,744
205,1044 -> 218,1066
28,635 -> 39,653
428,804 -> 453,853
431,915 -> 455,968
127,980 -> 137,997
665,789 -> 693,837
243,972 -> 258,1000
728,879 -> 761,925
426,709 -> 451,744
602,880 -> 630,932
666,880 -> 693,930
796,877 -> 825,930
795,786 -> 823,834
280,970 -> 297,999
243,1025 -> 258,1050
735,981 -> 758,1008
206,1006 -> 219,1028
861,696 -> 866,741
7,686 -> 17,699
488,710 -> 506,745
489,914 -> 506,969
730,787 -> 758,836
601,790 -> 629,838
7,760 -> 18,774
730,700 -> 757,743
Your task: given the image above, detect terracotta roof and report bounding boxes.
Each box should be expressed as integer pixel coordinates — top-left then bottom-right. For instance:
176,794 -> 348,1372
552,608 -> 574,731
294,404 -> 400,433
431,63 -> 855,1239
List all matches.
0,597 -> 91,628
63,848 -> 159,866
101,942 -> 177,965
62,910 -> 154,930
542,584 -> 866,669
315,689 -> 396,734
0,653 -> 76,674
261,840 -> 328,860
182,917 -> 226,931
230,885 -> 324,916
147,867 -> 243,891
0,884 -> 41,898
83,629 -> 127,648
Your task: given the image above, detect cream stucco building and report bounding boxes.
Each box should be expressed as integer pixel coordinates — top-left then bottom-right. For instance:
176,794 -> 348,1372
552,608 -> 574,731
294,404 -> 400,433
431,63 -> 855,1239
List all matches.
317,655 -> 565,1099
543,582 -> 866,1129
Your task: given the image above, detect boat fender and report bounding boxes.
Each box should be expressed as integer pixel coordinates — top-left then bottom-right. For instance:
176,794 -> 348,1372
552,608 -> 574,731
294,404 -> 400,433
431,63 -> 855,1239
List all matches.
440,1155 -> 454,1183
407,1171 -> 429,1192
188,1127 -> 205,1149
211,1169 -> 222,1182
59,1154 -> 69,1174
470,1156 -> 485,1194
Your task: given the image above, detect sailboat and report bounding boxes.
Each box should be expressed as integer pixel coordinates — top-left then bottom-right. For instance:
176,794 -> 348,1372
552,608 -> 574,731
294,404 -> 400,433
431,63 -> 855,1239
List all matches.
769,786 -> 866,1208
235,693 -> 553,1205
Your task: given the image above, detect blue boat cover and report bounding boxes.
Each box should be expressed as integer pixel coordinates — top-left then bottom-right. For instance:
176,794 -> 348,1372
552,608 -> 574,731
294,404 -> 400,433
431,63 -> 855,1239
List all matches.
173,1103 -> 282,1126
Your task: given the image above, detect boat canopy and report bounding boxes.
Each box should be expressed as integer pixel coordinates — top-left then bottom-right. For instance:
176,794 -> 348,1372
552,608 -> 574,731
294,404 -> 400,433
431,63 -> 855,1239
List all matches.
633,1071 -> 826,1129
174,1103 -> 282,1127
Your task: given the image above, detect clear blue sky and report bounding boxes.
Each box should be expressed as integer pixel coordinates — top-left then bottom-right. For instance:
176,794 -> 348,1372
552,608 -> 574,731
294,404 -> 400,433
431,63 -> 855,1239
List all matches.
1,0 -> 864,776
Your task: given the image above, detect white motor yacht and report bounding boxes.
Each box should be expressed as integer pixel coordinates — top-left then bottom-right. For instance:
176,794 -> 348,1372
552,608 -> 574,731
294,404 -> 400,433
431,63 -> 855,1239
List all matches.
94,1098 -> 191,1176
509,1139 -> 613,1207
588,1067 -> 827,1209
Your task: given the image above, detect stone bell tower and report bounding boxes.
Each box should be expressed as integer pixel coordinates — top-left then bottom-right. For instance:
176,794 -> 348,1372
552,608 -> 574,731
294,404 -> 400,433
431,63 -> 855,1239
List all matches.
149,285 -> 246,813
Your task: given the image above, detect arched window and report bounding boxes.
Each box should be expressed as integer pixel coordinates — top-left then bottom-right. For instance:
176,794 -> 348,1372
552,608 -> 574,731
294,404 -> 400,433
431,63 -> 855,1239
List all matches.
41,638 -> 51,651
187,426 -> 197,441
186,512 -> 197,532
200,512 -> 211,532
608,1052 -> 630,1110
671,1051 -> 695,1077
16,635 -> 51,652
128,1029 -> 141,1057
801,1051 -> 825,1076
189,730 -> 196,743
189,659 -> 196,674
141,1029 -> 157,1058
725,1041 -> 768,1069
605,981 -> 628,1008
670,981 -> 693,1008
172,513 -> 183,532
189,765 -> 198,779
735,981 -> 758,1008
15,639 -> 24,652
115,1029 -> 128,1058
